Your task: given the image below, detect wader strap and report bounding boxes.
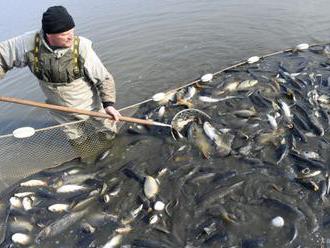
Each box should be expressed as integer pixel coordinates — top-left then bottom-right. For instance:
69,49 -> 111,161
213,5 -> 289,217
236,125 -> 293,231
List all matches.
72,36 -> 80,76
33,33 -> 40,75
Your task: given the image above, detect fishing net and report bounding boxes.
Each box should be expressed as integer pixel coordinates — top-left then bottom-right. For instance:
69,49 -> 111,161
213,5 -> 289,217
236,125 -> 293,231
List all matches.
0,106 -> 138,192
171,108 -> 211,139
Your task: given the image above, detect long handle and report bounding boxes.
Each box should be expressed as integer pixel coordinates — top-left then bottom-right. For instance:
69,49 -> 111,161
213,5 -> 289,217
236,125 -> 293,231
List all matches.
0,96 -> 171,127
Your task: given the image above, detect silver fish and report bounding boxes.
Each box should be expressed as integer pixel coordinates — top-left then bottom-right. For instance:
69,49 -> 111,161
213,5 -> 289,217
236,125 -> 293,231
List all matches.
233,108 -> 257,118
22,197 -> 33,211
266,114 -> 278,130
158,106 -> 165,118
48,204 -> 70,213
203,121 -> 233,157
102,234 -> 123,248
183,86 -> 197,100
56,184 -> 87,193
188,122 -> 213,159
237,80 -> 258,90
20,179 -> 47,187
279,100 -> 292,121
9,197 -> 22,209
144,176 -> 159,199
223,81 -> 239,92
12,233 -> 31,246
199,95 -> 242,103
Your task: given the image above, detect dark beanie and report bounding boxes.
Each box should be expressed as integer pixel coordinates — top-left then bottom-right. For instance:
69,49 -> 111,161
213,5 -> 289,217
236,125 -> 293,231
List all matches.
42,6 -> 75,34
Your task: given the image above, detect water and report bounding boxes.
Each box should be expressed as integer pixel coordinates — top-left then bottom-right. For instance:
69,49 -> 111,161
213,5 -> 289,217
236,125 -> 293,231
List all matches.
2,45 -> 330,246
1,2 -> 330,246
0,0 -> 330,134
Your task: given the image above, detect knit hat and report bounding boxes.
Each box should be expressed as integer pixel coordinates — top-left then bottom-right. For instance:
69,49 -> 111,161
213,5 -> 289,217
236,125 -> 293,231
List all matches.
42,6 -> 75,34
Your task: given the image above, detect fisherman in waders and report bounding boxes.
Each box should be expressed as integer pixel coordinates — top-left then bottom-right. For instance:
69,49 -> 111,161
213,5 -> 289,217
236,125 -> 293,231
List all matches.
0,6 -> 121,159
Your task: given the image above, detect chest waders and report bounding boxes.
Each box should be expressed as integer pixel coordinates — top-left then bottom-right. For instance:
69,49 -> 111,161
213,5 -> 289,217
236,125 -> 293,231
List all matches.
26,33 -> 84,84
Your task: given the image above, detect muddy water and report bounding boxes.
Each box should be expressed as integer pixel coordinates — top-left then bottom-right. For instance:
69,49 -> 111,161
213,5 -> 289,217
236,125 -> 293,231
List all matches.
2,46 -> 330,247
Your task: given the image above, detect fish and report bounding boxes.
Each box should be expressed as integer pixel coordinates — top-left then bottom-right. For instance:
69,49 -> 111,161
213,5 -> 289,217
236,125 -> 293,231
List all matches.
199,96 -> 221,103
97,150 -> 110,162
183,86 -> 197,100
11,233 -> 31,246
48,203 -> 71,213
149,214 -> 159,224
296,168 -> 321,179
20,179 -> 47,187
266,114 -> 278,130
102,234 -> 123,248
22,196 -> 33,211
318,94 -> 330,104
290,151 -> 325,170
80,222 -> 95,234
187,122 -> 213,159
295,178 -> 319,191
9,196 -> 22,209
301,151 -> 321,161
249,91 -> 272,108
293,113 -> 310,131
288,224 -> 298,244
197,181 -> 244,208
276,141 -> 289,165
36,208 -> 89,242
152,90 -> 176,105
85,212 -> 118,227
188,172 -> 216,184
56,184 -> 88,193
237,80 -> 258,90
207,205 -> 237,224
307,114 -> 324,136
108,181 -> 122,197
279,100 -> 292,121
0,201 -> 9,245
233,108 -> 257,118
144,176 -> 159,199
256,129 -> 285,145
158,106 -> 165,118
291,125 -> 307,143
9,219 -> 34,233
320,180 -> 327,202
224,81 -> 239,91
176,98 -> 193,108
203,122 -> 233,157
13,192 -> 34,198
298,201 -> 319,233
71,195 -> 98,212
60,172 -> 98,186
327,174 -> 330,195
198,95 -> 243,103
172,115 -> 196,132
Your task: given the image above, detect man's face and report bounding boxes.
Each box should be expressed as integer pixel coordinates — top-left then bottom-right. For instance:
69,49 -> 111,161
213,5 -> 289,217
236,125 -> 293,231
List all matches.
46,28 -> 74,48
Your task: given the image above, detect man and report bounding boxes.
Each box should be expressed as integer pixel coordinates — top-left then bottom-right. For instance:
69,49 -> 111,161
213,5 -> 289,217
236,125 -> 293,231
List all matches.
0,6 -> 121,145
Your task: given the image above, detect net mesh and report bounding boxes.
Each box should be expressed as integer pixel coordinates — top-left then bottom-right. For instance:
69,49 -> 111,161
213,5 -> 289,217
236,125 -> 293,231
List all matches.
0,106 -> 137,192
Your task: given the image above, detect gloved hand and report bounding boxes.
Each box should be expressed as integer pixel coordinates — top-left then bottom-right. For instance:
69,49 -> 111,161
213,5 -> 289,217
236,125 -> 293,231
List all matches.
104,106 -> 121,122
0,66 -> 6,80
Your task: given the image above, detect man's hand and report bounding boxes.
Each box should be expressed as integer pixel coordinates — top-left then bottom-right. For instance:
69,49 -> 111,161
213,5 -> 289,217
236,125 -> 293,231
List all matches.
104,106 -> 121,122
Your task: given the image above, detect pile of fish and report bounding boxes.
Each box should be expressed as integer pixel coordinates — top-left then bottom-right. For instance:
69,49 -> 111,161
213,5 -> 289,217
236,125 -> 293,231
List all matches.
2,43 -> 330,247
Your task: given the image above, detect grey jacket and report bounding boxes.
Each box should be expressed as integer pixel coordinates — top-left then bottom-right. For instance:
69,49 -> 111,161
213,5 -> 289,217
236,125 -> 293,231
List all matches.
0,30 -> 116,107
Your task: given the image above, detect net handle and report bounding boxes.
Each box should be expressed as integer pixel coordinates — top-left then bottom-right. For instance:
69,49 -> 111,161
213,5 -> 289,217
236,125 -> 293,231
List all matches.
0,96 -> 170,127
